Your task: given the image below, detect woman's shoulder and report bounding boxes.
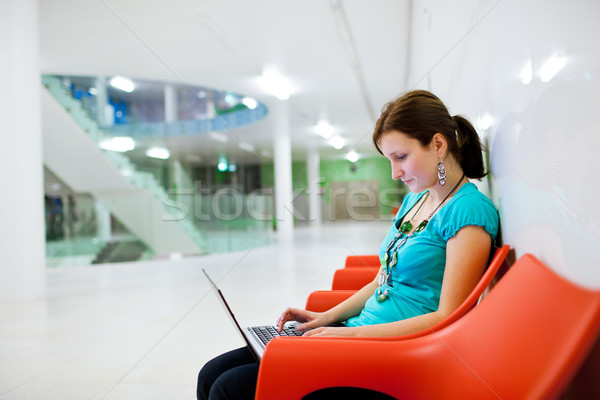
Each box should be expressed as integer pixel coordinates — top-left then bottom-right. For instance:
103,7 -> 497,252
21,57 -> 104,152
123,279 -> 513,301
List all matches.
437,182 -> 499,240
451,182 -> 496,209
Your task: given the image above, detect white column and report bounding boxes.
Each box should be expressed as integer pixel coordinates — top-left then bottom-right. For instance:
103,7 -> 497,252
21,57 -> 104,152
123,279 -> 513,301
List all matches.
94,77 -> 113,128
95,201 -> 112,242
169,159 -> 186,205
171,159 -> 185,191
272,100 -> 294,239
164,84 -> 178,123
0,0 -> 46,300
203,91 -> 216,119
307,145 -> 322,224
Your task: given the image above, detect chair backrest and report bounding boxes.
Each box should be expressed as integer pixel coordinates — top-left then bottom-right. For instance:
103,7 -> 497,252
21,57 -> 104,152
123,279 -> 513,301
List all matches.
396,244 -> 510,340
374,253 -> 600,398
331,267 -> 378,290
428,254 -> 600,399
410,253 -> 600,399
344,254 -> 380,268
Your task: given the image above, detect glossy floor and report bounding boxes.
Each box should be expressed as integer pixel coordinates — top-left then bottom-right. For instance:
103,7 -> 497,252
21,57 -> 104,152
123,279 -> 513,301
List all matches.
0,220 -> 389,400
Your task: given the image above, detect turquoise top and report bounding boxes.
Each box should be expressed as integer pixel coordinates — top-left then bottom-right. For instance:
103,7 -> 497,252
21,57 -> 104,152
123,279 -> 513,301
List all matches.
345,182 -> 499,327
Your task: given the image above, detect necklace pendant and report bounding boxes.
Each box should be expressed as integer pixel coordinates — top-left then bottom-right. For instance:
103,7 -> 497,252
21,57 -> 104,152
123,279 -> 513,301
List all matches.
415,220 -> 428,233
376,288 -> 390,302
378,271 -> 387,286
389,251 -> 398,269
399,220 -> 412,234
386,234 -> 401,251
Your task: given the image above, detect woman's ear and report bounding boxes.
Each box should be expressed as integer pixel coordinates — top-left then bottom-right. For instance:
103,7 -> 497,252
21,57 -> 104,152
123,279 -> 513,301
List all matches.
432,133 -> 448,157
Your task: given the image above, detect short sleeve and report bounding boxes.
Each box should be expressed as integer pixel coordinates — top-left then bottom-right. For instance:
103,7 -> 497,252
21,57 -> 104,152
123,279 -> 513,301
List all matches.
438,190 -> 499,242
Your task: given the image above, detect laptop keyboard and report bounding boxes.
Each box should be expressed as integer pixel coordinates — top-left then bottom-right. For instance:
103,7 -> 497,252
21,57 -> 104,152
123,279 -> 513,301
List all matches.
249,324 -> 304,345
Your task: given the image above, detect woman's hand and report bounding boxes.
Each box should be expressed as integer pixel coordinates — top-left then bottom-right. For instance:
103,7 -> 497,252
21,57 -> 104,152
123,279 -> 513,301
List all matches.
277,307 -> 333,332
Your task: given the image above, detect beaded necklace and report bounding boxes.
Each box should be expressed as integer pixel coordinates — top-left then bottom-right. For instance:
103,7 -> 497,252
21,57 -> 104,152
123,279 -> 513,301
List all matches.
376,174 -> 465,302
399,191 -> 430,234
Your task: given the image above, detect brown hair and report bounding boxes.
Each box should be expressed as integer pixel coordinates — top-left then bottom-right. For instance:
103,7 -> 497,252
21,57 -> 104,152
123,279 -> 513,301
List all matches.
373,90 -> 486,179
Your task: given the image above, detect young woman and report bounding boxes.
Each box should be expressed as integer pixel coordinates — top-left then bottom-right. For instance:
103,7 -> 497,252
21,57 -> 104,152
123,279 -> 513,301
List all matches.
197,90 -> 499,400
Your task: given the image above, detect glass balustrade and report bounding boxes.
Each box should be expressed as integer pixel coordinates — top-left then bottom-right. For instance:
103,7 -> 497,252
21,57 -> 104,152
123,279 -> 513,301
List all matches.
45,192 -> 154,267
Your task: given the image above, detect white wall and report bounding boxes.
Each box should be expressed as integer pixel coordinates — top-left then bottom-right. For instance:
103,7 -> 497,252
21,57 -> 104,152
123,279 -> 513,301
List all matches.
407,0 -> 600,288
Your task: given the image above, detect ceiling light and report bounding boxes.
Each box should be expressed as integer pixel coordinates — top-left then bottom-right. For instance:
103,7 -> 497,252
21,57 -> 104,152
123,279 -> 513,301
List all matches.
329,136 -> 344,150
261,67 -> 292,100
540,55 -> 567,83
109,76 -> 135,93
315,121 -> 334,139
239,142 -> 255,152
346,150 -> 359,163
99,136 -> 135,152
145,147 -> 170,160
209,131 -> 229,143
242,97 -> 258,109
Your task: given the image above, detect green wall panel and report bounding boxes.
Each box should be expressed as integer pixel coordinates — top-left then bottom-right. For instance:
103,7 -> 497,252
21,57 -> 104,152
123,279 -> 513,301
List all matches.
259,157 -> 407,217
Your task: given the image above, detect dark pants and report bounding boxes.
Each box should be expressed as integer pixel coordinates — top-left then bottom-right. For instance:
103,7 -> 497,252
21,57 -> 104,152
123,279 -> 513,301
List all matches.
197,347 -> 258,400
197,346 -> 397,400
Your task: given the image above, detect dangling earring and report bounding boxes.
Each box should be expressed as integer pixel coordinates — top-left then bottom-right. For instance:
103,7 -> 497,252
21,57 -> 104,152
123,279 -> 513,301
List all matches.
437,159 -> 447,186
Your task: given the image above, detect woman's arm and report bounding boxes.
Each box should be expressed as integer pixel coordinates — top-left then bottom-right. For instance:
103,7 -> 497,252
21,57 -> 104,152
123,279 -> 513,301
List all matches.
321,277 -> 379,323
277,273 -> 380,331
304,225 -> 492,337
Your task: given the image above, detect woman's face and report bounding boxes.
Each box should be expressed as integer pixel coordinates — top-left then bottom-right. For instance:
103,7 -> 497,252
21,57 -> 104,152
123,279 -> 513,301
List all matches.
379,130 -> 439,193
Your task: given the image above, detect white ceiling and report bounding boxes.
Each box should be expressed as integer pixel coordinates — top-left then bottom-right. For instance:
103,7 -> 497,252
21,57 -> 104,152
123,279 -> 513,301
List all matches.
39,0 -> 410,167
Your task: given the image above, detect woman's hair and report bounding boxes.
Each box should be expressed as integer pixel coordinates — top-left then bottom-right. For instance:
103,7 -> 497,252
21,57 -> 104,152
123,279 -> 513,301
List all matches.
373,90 -> 486,179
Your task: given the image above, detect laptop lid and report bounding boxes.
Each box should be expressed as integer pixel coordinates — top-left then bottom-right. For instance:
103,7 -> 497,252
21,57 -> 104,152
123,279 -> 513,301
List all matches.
202,269 -> 264,361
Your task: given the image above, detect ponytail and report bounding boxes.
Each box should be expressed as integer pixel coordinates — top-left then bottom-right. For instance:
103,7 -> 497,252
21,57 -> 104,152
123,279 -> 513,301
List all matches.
453,115 -> 486,179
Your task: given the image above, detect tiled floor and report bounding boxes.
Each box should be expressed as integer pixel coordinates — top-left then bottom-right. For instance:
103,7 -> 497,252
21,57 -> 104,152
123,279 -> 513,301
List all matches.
0,220 -> 390,400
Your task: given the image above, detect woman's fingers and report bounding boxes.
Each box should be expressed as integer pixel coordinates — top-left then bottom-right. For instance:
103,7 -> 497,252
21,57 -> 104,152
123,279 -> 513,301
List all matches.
277,308 -> 308,331
276,308 -> 325,332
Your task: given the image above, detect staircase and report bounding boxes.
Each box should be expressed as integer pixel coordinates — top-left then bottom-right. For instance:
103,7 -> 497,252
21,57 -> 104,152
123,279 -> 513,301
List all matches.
41,76 -> 204,256
91,240 -> 151,264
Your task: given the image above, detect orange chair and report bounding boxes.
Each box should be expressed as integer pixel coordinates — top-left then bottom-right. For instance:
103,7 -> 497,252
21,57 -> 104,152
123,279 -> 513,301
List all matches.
257,254 -> 600,399
334,244 -> 509,290
304,290 -> 356,313
328,254 -> 379,291
344,254 -> 380,268
309,245 -> 510,315
331,267 -> 379,290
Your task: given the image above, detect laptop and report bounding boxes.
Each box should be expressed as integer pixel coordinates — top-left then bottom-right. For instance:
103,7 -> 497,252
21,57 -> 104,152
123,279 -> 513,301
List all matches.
202,269 -> 304,361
